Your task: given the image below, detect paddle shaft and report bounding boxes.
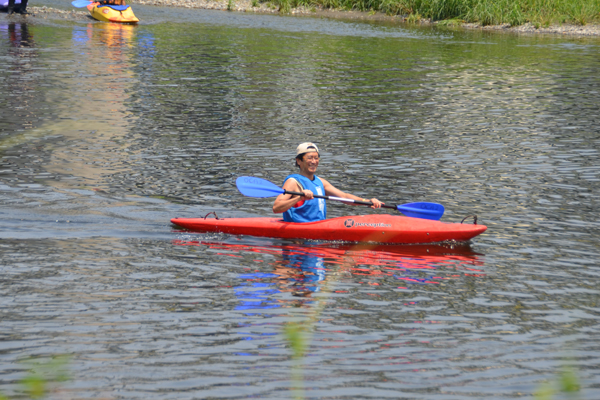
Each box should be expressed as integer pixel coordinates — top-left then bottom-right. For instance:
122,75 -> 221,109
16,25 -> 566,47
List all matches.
283,189 -> 396,210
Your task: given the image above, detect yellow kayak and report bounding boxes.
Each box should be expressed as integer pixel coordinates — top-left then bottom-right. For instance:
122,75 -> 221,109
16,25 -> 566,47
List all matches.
87,2 -> 139,23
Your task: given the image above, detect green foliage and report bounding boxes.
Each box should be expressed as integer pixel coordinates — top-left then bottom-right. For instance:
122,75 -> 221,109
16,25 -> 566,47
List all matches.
406,11 -> 423,23
535,365 -> 581,400
275,0 -> 305,13
0,356 -> 70,400
22,356 -> 70,399
284,322 -> 308,399
259,0 -> 600,26
284,322 -> 306,359
21,375 -> 46,399
279,0 -> 291,13
437,18 -> 464,26
560,367 -> 581,393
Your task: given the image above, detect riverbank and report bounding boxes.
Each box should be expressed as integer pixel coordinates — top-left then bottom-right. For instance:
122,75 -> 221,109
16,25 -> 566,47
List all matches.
16,2 -> 600,37
132,0 -> 600,37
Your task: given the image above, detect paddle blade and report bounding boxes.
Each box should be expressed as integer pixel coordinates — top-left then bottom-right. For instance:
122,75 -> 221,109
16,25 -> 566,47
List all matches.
71,0 -> 92,7
396,202 -> 444,220
236,176 -> 284,198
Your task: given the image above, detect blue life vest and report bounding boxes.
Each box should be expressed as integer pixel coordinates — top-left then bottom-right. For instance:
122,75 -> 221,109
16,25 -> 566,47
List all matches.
282,174 -> 327,223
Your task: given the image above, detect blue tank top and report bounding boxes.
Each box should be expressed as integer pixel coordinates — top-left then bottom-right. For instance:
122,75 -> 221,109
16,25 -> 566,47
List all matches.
282,174 -> 327,223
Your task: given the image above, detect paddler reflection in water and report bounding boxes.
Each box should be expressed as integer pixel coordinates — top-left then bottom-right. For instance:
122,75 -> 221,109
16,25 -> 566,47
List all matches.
276,245 -> 327,297
273,142 -> 382,222
236,245 -> 328,314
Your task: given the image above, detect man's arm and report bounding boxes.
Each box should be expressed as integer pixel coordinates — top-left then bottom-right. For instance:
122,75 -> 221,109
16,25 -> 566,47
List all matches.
273,179 -> 314,214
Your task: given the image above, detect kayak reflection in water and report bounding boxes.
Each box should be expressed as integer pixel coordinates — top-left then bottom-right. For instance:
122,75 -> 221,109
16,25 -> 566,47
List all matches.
273,142 -> 383,223
172,239 -> 485,313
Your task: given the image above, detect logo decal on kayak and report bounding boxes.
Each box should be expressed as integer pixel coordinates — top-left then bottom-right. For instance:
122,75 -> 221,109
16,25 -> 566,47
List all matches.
344,219 -> 391,228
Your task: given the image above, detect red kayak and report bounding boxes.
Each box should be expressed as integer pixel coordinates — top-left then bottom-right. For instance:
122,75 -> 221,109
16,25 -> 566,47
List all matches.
171,214 -> 486,244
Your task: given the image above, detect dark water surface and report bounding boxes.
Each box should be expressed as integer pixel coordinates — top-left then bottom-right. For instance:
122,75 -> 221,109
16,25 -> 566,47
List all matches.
1,4 -> 600,399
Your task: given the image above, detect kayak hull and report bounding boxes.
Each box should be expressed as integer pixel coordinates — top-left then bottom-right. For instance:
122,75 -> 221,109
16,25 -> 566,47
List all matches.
171,214 -> 487,244
87,3 -> 139,23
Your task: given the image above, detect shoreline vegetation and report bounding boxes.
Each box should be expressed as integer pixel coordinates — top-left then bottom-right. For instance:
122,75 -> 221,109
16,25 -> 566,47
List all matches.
20,0 -> 600,37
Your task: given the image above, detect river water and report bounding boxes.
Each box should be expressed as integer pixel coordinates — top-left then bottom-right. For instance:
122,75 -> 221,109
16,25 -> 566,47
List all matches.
1,3 -> 599,399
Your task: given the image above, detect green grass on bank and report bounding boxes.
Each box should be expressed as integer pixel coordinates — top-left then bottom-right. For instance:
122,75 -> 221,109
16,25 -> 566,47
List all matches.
269,0 -> 600,27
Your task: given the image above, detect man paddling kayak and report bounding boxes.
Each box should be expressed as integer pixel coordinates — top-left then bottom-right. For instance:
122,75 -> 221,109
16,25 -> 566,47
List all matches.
273,142 -> 382,223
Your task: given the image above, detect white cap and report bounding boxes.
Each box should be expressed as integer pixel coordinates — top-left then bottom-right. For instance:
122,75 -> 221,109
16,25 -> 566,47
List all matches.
296,142 -> 319,156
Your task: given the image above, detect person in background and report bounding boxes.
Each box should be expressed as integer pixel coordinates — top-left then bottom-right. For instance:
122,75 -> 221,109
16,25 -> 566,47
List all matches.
7,0 -> 28,15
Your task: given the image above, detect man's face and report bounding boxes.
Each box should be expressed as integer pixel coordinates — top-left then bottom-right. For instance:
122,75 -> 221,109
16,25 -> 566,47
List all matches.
299,151 -> 319,173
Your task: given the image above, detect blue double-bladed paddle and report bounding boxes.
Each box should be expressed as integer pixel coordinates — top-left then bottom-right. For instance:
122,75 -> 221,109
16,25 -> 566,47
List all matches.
235,176 -> 444,220
71,0 -> 92,8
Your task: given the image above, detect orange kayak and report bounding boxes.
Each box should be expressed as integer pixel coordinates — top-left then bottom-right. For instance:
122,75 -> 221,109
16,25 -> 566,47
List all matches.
87,3 -> 139,23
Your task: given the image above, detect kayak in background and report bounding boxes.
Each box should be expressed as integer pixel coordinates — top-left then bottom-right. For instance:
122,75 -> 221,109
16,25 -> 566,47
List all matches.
171,214 -> 487,244
87,2 -> 139,23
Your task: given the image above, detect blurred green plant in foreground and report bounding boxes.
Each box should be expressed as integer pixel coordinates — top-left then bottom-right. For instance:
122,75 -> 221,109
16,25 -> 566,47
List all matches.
284,322 -> 308,400
535,365 -> 582,400
0,355 -> 69,399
